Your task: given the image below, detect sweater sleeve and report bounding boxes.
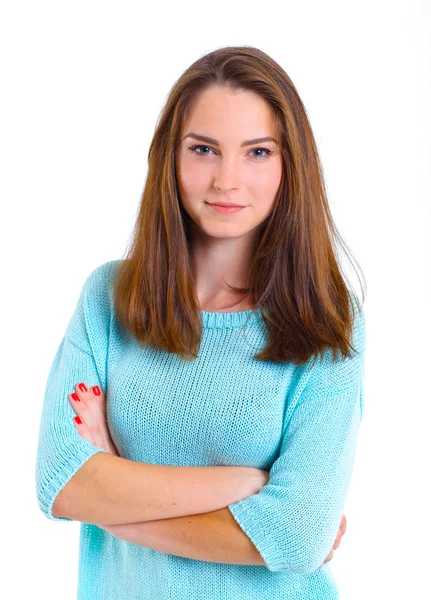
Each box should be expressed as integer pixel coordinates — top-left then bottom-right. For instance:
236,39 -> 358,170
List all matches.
228,304 -> 366,574
34,263 -> 115,522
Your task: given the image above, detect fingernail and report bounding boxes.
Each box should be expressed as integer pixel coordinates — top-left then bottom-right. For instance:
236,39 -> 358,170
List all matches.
93,386 -> 101,396
71,393 -> 80,402
78,383 -> 87,392
75,416 -> 82,424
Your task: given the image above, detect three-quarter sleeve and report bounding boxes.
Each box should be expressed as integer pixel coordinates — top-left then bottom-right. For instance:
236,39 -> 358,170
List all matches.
228,304 -> 366,574
34,264 -> 113,522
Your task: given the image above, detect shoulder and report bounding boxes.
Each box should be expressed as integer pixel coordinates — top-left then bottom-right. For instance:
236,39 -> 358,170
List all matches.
64,259 -> 123,344
79,259 -> 124,315
295,301 -> 367,403
82,259 -> 123,299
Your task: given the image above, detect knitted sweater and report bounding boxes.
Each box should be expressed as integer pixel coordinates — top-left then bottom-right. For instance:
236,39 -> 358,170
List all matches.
35,259 -> 366,600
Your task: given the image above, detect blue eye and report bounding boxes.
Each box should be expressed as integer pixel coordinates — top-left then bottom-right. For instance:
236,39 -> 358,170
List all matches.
187,145 -> 273,161
250,148 -> 272,160
188,145 -> 214,156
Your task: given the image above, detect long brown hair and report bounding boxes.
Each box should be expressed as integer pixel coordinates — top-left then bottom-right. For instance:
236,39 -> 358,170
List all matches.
112,45 -> 366,365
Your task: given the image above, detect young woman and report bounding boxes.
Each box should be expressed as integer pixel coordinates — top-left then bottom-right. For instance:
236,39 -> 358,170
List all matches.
35,45 -> 366,599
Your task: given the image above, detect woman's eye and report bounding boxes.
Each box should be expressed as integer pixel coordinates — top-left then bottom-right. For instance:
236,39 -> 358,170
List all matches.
250,148 -> 272,160
188,145 -> 214,156
187,145 -> 273,160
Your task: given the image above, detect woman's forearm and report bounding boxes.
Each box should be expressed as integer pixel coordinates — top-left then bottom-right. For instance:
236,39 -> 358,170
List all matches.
52,452 -> 263,526
102,507 -> 265,566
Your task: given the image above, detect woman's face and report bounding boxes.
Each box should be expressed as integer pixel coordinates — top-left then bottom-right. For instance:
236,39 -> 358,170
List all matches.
175,85 -> 283,241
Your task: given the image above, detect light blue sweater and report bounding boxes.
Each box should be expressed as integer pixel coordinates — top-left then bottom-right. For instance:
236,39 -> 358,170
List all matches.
35,259 -> 366,599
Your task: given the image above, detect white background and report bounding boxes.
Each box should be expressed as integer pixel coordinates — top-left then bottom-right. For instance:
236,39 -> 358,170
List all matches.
1,0 -> 430,597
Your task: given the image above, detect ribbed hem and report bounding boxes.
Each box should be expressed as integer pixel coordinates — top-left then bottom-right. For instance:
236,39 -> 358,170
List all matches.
200,307 -> 264,329
37,440 -> 106,522
228,499 -> 287,572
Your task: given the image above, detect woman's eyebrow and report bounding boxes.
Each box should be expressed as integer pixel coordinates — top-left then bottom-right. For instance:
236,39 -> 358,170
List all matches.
183,132 -> 279,147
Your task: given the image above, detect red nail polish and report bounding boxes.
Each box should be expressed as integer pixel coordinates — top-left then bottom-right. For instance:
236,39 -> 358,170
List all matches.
71,393 -> 80,402
78,383 -> 87,392
93,386 -> 101,396
75,416 -> 82,424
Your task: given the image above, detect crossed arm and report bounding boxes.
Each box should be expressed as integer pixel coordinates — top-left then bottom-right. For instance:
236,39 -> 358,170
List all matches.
101,507 -> 266,566
52,450 -> 266,566
52,382 -> 341,568
49,381 -> 267,565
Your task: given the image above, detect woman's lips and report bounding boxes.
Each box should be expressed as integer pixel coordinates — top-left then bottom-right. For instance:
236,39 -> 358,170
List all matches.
206,203 -> 247,214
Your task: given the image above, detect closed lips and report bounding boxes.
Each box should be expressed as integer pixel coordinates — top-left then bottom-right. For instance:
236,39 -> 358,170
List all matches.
207,202 -> 245,207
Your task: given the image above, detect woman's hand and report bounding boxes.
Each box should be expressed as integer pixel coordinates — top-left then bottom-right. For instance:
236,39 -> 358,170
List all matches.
67,388 -> 348,562
318,514 -> 347,568
68,382 -> 120,457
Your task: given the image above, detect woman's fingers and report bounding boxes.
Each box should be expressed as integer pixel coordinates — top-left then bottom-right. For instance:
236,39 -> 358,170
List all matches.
68,384 -> 101,437
68,383 -> 110,449
70,383 -> 107,428
326,549 -> 334,563
68,383 -> 120,455
320,514 -> 348,567
340,513 -> 347,535
332,527 -> 343,550
72,415 -> 95,445
333,514 -> 347,550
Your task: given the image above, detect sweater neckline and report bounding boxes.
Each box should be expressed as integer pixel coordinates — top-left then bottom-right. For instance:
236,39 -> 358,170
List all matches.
199,307 -> 264,329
